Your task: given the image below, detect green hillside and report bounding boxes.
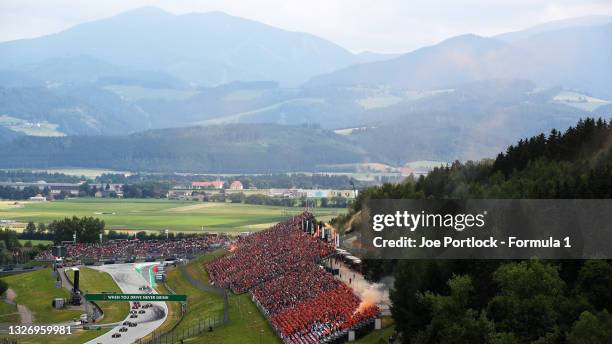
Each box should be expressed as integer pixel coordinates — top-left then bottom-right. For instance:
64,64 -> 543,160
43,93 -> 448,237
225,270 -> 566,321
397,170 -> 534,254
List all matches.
0,123 -> 365,173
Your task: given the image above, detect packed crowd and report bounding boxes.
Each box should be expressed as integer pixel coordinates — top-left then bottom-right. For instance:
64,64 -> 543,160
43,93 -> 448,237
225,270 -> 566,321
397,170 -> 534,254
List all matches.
207,213 -> 334,293
251,263 -> 342,315
271,285 -> 380,343
35,234 -> 230,260
207,212 -> 380,344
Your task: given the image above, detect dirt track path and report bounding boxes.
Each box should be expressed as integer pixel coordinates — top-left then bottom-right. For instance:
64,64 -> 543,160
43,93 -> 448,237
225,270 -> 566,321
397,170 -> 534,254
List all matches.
17,304 -> 33,325
5,288 -> 16,304
6,288 -> 34,324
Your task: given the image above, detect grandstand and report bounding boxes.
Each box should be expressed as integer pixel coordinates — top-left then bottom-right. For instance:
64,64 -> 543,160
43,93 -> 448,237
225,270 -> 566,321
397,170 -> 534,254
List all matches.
207,213 -> 380,343
35,235 -> 231,261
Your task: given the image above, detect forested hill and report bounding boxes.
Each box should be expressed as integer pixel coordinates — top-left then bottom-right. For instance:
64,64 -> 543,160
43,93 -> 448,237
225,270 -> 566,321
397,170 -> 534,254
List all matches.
0,124 -> 365,173
353,117 -> 611,204
344,118 -> 612,344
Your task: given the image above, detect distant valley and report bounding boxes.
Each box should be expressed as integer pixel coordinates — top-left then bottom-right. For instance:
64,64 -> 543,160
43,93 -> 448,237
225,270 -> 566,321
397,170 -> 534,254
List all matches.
0,9 -> 611,172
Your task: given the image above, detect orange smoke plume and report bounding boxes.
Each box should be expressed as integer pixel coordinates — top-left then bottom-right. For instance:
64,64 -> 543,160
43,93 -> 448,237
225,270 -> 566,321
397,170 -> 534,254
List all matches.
354,285 -> 383,314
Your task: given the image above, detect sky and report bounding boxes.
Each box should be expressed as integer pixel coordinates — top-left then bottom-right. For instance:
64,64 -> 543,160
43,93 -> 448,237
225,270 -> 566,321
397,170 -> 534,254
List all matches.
1,0 -> 612,53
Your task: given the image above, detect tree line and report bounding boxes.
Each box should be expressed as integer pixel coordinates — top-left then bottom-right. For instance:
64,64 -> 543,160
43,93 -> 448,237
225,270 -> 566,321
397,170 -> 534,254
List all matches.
352,118 -> 611,207
97,172 -> 359,190
19,217 -> 216,244
0,185 -> 40,200
348,118 -> 612,343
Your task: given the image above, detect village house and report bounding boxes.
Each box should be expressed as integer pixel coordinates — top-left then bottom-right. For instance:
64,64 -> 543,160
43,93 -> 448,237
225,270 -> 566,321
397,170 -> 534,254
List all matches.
229,180 -> 244,190
191,181 -> 225,189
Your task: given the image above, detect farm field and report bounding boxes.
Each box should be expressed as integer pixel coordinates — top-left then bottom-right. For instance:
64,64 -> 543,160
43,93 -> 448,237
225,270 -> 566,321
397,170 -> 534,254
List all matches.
0,115 -> 65,137
0,198 -> 344,233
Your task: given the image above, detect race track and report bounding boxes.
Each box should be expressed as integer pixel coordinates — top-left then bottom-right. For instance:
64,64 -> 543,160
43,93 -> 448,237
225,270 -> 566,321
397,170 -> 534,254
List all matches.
85,263 -> 168,344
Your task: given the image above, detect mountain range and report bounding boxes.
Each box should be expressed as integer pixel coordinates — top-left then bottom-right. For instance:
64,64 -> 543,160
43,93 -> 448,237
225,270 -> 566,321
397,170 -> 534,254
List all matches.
0,8 -> 611,172
0,7 -> 393,87
307,22 -> 612,98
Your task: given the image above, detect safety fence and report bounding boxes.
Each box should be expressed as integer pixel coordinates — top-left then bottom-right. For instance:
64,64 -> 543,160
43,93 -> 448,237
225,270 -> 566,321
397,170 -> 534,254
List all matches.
137,264 -> 229,344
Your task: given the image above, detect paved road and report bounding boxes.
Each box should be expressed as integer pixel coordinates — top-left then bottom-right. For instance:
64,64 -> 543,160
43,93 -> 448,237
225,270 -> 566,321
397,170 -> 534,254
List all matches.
85,263 -> 168,344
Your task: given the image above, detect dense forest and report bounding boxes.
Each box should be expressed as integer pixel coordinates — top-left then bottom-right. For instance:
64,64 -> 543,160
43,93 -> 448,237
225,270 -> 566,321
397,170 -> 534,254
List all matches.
0,185 -> 41,200
353,117 -> 611,204
347,118 -> 612,344
0,123 -> 364,173
0,170 -> 83,183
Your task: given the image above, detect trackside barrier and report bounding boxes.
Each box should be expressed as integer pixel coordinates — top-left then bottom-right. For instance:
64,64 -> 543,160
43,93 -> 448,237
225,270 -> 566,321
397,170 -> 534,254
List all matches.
136,265 -> 229,344
140,314 -> 225,344
134,280 -> 185,344
62,268 -> 103,321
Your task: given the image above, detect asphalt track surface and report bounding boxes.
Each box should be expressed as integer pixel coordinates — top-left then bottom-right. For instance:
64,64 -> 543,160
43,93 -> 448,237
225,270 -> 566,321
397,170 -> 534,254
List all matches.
85,263 -> 168,344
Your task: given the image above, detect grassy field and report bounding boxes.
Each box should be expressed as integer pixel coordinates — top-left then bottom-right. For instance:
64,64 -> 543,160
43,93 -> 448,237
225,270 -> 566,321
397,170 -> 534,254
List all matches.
354,318 -> 395,343
0,269 -> 82,324
162,251 -> 280,344
0,268 -> 125,344
0,115 -> 65,137
105,85 -> 198,101
356,95 -> 403,109
66,267 -> 128,324
0,301 -> 19,323
19,239 -> 53,246
164,253 -> 224,329
197,98 -> 324,125
0,198 -> 344,233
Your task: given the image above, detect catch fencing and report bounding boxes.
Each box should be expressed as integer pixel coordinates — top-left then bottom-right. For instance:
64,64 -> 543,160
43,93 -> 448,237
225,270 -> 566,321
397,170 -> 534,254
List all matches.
137,264 -> 229,344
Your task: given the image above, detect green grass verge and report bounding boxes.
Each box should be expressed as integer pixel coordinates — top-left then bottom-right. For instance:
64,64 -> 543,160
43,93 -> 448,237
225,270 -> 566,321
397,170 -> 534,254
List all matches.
0,269 -> 82,324
354,319 -> 395,343
165,251 -> 280,344
147,282 -> 182,339
165,253 -> 226,330
189,293 -> 280,344
0,301 -> 20,323
66,267 -> 128,324
0,198 -> 344,232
